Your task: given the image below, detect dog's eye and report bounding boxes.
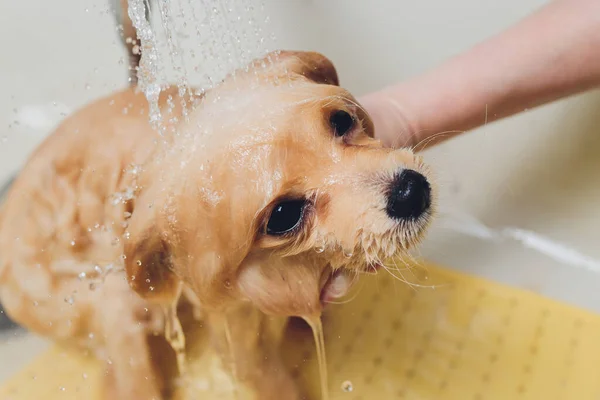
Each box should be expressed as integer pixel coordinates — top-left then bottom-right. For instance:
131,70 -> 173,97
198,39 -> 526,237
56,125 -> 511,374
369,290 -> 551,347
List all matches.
266,199 -> 306,235
330,110 -> 355,137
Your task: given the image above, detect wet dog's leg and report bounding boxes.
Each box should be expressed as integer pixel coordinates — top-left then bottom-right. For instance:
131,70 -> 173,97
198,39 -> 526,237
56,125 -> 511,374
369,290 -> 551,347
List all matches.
0,260 -> 166,400
99,273 -> 166,400
207,305 -> 301,400
0,262 -> 100,345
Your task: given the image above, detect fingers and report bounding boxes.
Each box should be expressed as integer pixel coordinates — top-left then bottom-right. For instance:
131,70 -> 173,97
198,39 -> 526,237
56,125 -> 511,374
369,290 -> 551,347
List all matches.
359,90 -> 419,149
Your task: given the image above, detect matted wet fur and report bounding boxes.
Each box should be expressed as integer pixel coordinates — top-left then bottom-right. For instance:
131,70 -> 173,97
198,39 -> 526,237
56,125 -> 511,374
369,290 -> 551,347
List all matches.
0,3 -> 436,400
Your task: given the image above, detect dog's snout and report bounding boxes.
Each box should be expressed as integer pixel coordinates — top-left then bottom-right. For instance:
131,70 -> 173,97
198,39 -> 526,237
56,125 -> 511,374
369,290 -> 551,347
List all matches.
385,169 -> 431,220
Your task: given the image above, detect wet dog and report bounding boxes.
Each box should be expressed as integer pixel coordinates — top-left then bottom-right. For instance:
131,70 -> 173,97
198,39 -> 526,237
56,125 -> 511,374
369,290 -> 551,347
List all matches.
0,2 -> 435,399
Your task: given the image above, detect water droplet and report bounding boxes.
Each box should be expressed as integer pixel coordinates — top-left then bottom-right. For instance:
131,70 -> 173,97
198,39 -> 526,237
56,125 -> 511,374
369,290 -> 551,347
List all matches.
70,240 -> 76,246
343,249 -> 353,258
314,236 -> 327,253
59,386 -> 66,392
64,295 -> 75,305
136,260 -> 142,266
341,380 -> 353,392
78,272 -> 87,280
94,265 -> 103,274
149,286 -> 155,291
128,164 -> 141,175
88,333 -> 95,339
224,279 -> 232,289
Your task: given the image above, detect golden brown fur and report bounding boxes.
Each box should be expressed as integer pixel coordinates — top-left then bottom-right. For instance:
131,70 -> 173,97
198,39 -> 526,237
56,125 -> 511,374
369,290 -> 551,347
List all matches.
0,9 -> 435,397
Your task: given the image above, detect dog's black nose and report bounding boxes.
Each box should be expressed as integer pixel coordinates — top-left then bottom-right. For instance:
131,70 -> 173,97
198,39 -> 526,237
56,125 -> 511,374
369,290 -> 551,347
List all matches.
386,169 -> 431,220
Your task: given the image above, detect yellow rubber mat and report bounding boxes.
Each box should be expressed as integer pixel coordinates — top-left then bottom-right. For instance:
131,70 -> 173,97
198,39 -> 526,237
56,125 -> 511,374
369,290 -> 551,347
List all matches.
2,262 -> 600,400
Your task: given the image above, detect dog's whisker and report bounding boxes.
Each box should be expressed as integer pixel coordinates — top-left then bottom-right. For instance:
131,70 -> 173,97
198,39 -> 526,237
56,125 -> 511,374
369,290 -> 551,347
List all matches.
380,264 -> 419,290
411,129 -> 464,151
345,97 -> 369,117
390,258 -> 417,285
398,251 -> 422,270
387,258 -> 435,290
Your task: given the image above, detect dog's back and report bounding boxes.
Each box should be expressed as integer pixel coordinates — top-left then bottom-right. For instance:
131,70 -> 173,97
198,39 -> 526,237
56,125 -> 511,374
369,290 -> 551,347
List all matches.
0,0 -> 169,340
0,3 -> 187,396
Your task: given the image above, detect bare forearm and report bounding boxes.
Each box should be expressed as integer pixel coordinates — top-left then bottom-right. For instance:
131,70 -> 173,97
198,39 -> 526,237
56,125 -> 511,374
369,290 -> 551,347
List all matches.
362,0 -> 600,149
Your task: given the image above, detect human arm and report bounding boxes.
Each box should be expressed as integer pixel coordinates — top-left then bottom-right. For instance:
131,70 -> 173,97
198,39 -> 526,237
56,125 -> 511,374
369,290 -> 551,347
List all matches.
359,0 -> 600,150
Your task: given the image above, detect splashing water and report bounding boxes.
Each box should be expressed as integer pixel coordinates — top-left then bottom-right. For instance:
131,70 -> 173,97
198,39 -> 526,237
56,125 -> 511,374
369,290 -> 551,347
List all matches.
128,0 -> 277,108
343,248 -> 354,259
73,263 -> 120,293
341,380 -> 353,393
64,293 -> 76,305
314,235 -> 327,254
112,0 -> 279,209
127,0 -> 165,133
303,315 -> 329,400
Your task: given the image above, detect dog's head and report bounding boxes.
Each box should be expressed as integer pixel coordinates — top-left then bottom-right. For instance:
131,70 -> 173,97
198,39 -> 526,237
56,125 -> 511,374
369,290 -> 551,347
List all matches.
124,51 -> 435,317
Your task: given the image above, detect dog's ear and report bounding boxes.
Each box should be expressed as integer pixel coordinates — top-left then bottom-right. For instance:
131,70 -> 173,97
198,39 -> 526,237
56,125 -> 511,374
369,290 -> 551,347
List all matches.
122,181 -> 236,309
277,51 -> 340,86
248,50 -> 339,86
123,193 -> 180,304
124,225 -> 180,303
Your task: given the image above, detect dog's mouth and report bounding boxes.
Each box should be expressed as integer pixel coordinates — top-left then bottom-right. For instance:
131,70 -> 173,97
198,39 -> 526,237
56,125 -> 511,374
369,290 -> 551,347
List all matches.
319,262 -> 383,307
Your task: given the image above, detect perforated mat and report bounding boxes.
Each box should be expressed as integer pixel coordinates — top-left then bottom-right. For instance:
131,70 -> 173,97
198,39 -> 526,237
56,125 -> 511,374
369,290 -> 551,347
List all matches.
2,262 -> 600,399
